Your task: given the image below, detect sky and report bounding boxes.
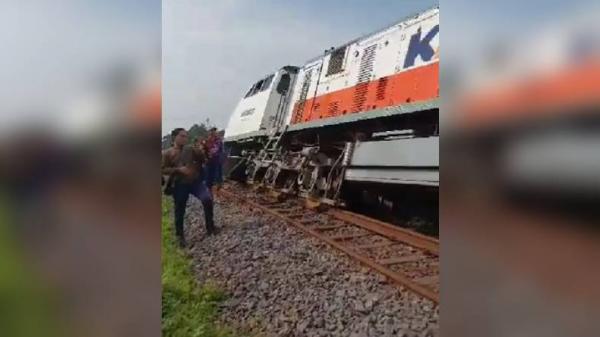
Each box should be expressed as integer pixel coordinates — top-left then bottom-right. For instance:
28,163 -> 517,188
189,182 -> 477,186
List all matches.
162,0 -> 438,135
2,0 -> 594,137
0,0 -> 160,134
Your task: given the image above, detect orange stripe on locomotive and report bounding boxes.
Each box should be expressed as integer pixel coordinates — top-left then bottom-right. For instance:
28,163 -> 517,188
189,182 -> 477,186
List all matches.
457,60 -> 600,129
291,62 -> 439,123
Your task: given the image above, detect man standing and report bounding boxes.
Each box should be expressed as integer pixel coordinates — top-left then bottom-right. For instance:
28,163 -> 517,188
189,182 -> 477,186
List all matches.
205,127 -> 224,196
162,128 -> 216,247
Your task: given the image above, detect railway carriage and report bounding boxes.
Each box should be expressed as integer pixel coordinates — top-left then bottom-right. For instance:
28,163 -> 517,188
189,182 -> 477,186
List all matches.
224,7 -> 439,226
448,14 -> 600,213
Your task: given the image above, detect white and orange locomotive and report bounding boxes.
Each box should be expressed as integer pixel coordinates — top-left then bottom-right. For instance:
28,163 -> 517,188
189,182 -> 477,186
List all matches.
224,6 -> 439,227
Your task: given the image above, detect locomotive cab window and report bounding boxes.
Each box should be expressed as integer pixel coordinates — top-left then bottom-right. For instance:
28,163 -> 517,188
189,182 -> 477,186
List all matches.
246,78 -> 264,97
251,79 -> 264,96
245,74 -> 275,98
244,83 -> 255,98
260,74 -> 274,92
276,73 -> 291,94
326,46 -> 347,76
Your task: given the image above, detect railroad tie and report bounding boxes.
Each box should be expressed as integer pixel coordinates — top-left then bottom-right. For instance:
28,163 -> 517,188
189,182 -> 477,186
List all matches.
277,208 -> 303,214
414,275 -> 439,287
220,182 -> 440,303
328,232 -> 372,241
377,255 -> 422,266
312,224 -> 348,231
354,241 -> 396,250
330,210 -> 439,255
268,204 -> 288,210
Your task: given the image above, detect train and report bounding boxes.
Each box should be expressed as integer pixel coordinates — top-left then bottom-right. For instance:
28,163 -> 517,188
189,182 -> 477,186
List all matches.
223,6 -> 439,227
445,10 -> 600,219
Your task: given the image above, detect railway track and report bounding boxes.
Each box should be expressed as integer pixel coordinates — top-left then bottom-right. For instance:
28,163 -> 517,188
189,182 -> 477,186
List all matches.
219,182 -> 440,304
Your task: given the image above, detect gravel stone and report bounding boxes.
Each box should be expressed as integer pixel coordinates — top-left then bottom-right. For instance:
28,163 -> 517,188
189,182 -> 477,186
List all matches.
181,195 -> 439,336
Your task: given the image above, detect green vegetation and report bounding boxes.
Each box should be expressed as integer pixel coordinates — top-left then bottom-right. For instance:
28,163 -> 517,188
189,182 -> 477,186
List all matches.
0,193 -> 61,337
162,196 -> 233,337
162,119 -> 215,150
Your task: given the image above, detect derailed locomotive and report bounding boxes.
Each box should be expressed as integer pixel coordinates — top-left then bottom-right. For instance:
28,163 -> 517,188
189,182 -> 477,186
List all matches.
224,7 -> 439,225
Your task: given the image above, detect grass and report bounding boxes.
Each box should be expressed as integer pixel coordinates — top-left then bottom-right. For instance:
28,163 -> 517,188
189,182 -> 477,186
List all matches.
0,192 -> 61,337
162,196 -> 234,337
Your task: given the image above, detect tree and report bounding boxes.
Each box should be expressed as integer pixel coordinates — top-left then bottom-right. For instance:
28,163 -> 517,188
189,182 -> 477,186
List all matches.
161,119 -> 216,150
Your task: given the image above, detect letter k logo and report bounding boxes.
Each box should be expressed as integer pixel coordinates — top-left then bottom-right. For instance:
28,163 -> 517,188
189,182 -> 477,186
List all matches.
404,25 -> 439,68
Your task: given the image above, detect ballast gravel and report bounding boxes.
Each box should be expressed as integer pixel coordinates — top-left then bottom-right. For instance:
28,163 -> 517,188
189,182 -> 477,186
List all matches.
183,196 -> 439,337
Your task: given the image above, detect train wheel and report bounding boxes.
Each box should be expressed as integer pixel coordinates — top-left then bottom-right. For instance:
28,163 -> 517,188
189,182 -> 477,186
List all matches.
263,165 -> 278,187
308,166 -> 324,197
245,162 -> 258,184
283,172 -> 297,191
297,166 -> 311,192
326,167 -> 344,200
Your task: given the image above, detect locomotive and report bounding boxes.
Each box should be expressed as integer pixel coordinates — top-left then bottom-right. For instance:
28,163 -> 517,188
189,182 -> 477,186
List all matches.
224,7 -> 439,226
447,13 -> 600,215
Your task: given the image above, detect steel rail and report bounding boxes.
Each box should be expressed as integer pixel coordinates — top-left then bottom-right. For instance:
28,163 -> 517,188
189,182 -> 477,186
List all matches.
219,188 -> 439,304
328,209 -> 439,255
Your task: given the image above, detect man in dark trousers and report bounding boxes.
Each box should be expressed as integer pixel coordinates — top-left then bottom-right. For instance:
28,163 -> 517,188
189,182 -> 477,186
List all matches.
162,128 -> 216,247
204,127 -> 224,196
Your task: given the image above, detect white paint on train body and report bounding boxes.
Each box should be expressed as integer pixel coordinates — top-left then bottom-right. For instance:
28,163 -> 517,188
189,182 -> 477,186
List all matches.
225,7 -> 439,140
225,67 -> 298,139
223,6 -> 440,191
346,137 -> 439,186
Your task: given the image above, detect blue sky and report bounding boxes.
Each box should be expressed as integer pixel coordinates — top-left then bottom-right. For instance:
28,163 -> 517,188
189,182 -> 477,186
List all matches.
162,0 -> 438,133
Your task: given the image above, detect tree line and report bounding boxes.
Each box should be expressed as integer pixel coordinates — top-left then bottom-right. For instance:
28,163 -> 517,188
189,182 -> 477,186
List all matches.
162,118 -> 217,150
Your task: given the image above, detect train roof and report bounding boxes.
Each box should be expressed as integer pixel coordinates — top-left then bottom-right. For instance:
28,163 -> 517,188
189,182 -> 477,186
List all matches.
303,5 -> 439,65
